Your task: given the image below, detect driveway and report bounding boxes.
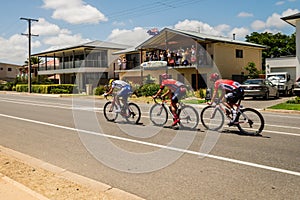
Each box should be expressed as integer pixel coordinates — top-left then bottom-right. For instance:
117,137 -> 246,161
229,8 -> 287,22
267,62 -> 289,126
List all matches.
241,96 -> 294,110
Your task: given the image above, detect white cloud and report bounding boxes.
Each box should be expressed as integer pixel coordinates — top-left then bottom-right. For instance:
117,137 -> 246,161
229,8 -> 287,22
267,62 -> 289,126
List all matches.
31,18 -> 63,36
275,1 -> 285,5
251,20 -> 266,30
42,0 -> 107,24
250,8 -> 299,31
237,12 -> 254,18
112,21 -> 126,26
0,34 -> 41,65
174,19 -> 224,36
214,24 -> 231,33
43,33 -> 90,49
107,27 -> 150,46
266,8 -> 299,29
0,17 -> 91,64
229,27 -> 250,40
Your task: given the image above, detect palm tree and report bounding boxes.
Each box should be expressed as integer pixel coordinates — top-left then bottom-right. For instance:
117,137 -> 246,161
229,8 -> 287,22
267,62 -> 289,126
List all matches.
24,56 -> 42,78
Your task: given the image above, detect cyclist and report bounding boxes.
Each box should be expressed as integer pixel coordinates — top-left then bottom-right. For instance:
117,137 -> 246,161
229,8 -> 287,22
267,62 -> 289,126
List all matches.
104,79 -> 132,113
153,73 -> 187,127
209,73 -> 244,126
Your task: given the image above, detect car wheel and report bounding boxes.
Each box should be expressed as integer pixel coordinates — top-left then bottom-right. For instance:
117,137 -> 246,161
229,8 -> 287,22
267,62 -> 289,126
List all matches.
275,91 -> 279,99
264,92 -> 269,100
283,88 -> 288,96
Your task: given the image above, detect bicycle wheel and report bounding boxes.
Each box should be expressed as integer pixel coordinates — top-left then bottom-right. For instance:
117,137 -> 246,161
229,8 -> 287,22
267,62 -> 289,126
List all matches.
179,105 -> 199,129
200,105 -> 224,131
236,108 -> 264,135
103,102 -> 118,122
149,104 -> 168,126
123,103 -> 141,124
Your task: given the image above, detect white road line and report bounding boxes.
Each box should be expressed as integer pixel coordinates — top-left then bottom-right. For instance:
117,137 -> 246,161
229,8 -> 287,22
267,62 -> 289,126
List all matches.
0,113 -> 299,177
266,124 -> 300,130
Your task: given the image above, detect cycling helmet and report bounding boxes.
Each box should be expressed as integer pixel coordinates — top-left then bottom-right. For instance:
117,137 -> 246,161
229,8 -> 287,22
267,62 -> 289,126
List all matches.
210,73 -> 219,81
161,73 -> 169,79
109,79 -> 114,85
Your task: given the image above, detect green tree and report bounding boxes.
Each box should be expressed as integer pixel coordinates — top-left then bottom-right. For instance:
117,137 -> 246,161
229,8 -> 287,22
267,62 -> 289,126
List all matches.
24,56 -> 42,66
244,62 -> 260,79
245,32 -> 296,69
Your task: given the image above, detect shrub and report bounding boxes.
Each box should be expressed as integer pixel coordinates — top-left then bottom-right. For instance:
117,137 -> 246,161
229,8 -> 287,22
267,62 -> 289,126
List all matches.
194,89 -> 207,98
50,88 -> 69,94
15,84 -> 78,94
135,83 -> 161,97
94,85 -> 106,95
287,96 -> 300,104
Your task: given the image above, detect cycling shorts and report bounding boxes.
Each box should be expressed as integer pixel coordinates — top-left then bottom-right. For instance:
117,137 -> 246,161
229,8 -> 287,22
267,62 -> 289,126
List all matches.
117,85 -> 132,99
225,87 -> 244,104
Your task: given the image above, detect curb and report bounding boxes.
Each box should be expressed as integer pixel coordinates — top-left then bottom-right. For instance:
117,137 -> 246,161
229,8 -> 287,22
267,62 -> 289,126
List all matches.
262,108 -> 300,114
0,174 -> 50,200
0,145 -> 144,200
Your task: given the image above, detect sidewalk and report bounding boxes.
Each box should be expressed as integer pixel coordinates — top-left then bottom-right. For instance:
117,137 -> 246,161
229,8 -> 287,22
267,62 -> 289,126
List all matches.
0,174 -> 49,200
0,145 -> 144,200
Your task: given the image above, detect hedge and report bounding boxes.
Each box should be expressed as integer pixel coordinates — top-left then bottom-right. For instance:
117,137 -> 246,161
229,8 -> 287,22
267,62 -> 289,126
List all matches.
15,84 -> 78,94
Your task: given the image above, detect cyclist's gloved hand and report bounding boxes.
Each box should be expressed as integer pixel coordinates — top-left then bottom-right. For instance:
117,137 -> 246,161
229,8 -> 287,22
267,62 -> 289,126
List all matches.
103,93 -> 108,97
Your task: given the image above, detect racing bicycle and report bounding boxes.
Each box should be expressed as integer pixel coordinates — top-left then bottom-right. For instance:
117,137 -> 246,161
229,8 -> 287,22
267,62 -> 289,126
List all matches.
103,93 -> 141,124
149,96 -> 199,129
200,98 -> 264,135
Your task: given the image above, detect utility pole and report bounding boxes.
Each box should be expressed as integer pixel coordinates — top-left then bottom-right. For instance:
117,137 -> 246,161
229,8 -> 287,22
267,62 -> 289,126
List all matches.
20,17 -> 39,93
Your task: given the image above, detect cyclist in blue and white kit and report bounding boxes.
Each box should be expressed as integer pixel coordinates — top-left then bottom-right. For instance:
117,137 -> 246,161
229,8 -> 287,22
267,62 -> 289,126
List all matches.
104,79 -> 132,112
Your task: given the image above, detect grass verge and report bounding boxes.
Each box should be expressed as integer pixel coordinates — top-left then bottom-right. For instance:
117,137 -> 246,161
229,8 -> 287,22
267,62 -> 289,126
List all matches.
268,103 -> 300,111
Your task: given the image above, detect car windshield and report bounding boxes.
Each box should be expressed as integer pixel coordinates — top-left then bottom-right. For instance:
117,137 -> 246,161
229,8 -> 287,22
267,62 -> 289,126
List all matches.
267,75 -> 285,80
243,79 -> 263,85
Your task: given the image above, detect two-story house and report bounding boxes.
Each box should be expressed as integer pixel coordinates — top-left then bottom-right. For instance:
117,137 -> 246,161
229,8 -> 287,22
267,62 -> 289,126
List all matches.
114,28 -> 266,90
32,40 -> 131,91
0,62 -> 20,82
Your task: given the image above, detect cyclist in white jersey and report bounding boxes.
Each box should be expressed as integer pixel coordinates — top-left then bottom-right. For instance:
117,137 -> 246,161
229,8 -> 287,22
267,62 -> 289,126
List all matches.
104,79 -> 132,112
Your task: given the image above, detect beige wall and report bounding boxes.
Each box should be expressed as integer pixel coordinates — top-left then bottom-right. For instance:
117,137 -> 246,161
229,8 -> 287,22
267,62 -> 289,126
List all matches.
0,63 -> 20,81
213,43 -> 262,79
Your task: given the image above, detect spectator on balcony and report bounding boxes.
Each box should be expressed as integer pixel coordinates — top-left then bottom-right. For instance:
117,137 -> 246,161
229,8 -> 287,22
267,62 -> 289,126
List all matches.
117,57 -> 122,70
121,56 -> 127,70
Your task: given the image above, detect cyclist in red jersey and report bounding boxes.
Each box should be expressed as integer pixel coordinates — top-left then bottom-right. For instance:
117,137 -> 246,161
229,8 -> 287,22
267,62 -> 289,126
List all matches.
209,73 -> 244,125
153,73 -> 187,127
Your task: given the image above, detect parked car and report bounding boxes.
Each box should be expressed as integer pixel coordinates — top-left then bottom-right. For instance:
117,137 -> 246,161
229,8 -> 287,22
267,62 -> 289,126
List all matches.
266,72 -> 294,96
240,78 -> 279,99
293,77 -> 300,96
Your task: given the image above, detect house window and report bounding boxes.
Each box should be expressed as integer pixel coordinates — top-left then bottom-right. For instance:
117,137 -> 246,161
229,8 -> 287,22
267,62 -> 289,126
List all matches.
8,68 -> 12,71
236,49 -> 243,58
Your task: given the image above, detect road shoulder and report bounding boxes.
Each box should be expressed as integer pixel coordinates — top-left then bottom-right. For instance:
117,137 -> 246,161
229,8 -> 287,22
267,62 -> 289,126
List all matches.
0,145 -> 144,200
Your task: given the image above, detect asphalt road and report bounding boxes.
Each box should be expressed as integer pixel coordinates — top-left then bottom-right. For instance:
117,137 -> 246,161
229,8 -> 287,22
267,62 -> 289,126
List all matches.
0,93 -> 299,200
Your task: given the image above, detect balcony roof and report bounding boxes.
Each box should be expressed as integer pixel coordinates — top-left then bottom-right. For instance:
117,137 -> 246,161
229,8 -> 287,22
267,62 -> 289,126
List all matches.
32,40 -> 132,57
281,12 -> 300,27
137,28 -> 266,49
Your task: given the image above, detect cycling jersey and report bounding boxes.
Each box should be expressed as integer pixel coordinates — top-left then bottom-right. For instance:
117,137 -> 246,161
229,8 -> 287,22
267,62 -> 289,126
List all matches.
112,80 -> 132,99
214,79 -> 241,92
161,79 -> 186,103
160,79 -> 185,91
111,80 -> 130,89
214,79 -> 243,104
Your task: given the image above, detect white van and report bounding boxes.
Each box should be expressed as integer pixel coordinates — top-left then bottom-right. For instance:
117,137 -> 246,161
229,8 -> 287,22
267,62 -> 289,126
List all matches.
266,72 -> 294,96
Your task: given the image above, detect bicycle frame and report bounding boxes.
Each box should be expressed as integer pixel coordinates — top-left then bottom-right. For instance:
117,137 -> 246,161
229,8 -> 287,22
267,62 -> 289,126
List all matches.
105,94 -> 130,117
153,97 -> 180,119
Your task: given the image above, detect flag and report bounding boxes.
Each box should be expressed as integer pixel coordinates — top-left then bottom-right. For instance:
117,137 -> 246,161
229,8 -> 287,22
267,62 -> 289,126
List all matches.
147,28 -> 160,36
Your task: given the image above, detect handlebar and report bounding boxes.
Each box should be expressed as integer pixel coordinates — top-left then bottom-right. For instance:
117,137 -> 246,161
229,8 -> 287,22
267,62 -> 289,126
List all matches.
152,95 -> 166,104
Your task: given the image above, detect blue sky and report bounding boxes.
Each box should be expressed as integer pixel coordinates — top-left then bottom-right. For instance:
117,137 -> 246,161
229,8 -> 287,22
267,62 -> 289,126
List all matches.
0,0 -> 298,65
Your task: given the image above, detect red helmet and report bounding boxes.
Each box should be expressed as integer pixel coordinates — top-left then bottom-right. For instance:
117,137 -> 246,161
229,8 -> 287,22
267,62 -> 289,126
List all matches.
161,73 -> 169,79
210,73 -> 219,81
